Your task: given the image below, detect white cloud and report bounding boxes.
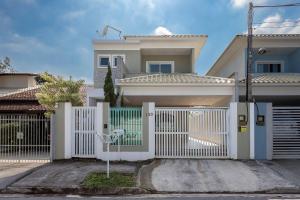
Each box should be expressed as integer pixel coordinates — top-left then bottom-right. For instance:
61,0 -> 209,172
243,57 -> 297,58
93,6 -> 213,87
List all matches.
0,33 -> 54,54
231,0 -> 267,8
253,13 -> 300,34
62,10 -> 86,21
153,26 -> 172,35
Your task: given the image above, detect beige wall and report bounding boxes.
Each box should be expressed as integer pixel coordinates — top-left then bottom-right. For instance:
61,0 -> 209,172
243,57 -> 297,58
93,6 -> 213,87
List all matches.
214,49 -> 245,79
53,103 -> 66,160
141,55 -> 192,73
237,103 -> 250,159
0,75 -> 37,88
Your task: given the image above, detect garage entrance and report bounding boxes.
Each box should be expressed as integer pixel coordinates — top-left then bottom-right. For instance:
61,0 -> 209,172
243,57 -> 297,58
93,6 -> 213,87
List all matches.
155,107 -> 229,158
273,107 -> 300,159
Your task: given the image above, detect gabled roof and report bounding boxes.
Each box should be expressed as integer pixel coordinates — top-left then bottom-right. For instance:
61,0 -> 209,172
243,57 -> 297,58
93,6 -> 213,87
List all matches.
116,74 -> 234,86
0,86 -> 40,100
206,34 -> 300,76
123,34 -> 207,39
236,34 -> 300,38
240,73 -> 300,85
0,72 -> 38,76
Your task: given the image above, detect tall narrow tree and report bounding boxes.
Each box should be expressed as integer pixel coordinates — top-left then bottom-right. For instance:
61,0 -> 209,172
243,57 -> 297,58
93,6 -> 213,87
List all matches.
104,64 -> 116,106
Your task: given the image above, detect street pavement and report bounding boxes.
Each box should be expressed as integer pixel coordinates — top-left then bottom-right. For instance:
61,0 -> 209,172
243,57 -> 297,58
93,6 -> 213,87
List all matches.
1,194 -> 300,200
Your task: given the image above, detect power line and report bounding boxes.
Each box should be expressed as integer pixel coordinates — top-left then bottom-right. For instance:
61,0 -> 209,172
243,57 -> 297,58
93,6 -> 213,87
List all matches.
253,19 -> 300,25
254,3 -> 300,8
254,24 -> 300,29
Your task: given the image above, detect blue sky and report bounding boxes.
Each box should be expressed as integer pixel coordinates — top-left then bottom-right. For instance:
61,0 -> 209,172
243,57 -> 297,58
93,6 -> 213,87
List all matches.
0,0 -> 300,83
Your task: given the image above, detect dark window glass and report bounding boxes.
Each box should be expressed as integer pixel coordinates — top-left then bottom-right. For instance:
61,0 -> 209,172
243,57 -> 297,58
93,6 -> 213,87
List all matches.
161,64 -> 172,73
150,64 -> 160,73
257,63 -> 281,73
114,57 -> 118,66
270,64 -> 281,72
100,57 -> 109,66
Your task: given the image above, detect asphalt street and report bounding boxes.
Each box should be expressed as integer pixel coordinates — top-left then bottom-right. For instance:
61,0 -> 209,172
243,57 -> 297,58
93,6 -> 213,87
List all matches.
1,194 -> 300,200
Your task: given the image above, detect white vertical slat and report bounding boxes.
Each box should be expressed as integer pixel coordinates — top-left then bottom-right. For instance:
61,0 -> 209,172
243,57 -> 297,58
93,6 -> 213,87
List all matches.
154,107 -> 229,159
273,107 -> 300,159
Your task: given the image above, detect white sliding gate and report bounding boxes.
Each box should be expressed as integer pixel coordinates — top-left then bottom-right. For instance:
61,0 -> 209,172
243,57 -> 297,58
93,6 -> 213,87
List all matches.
155,107 -> 229,158
72,107 -> 97,158
0,114 -> 51,162
273,107 -> 300,159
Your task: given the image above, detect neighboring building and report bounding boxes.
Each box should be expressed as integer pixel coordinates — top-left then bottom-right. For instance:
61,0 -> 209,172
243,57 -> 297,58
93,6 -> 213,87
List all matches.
88,35 -> 235,107
0,73 -> 38,97
206,34 -> 300,106
0,72 -> 89,113
0,86 -> 46,114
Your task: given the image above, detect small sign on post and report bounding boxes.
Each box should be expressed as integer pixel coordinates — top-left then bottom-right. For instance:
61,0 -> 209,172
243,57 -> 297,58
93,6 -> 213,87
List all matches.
17,132 -> 24,140
97,129 -> 125,178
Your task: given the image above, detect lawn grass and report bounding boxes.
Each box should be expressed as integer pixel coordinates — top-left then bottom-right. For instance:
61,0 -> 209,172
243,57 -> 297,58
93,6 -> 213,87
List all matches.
82,172 -> 136,189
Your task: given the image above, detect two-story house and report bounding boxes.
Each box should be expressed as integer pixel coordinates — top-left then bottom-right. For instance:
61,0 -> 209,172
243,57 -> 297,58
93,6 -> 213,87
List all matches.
207,34 -> 300,106
88,35 -> 235,107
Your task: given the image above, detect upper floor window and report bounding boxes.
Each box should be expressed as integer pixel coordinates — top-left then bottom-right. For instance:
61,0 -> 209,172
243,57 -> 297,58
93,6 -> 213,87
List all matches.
98,55 -> 111,68
112,55 -> 125,68
97,54 -> 125,68
146,61 -> 174,73
255,61 -> 284,73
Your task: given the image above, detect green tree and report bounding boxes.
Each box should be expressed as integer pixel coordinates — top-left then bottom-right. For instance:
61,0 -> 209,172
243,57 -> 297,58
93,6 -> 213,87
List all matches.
104,64 -> 116,106
0,57 -> 15,72
36,72 -> 84,117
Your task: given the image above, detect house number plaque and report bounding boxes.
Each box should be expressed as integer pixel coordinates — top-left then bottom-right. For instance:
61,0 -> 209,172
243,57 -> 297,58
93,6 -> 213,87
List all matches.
146,112 -> 153,117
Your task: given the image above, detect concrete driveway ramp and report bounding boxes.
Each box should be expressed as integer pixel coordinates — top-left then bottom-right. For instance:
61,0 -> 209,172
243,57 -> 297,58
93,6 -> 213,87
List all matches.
151,159 -> 296,193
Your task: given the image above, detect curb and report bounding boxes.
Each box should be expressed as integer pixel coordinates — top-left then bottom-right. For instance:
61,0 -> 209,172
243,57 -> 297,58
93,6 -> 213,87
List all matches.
3,186 -> 151,195
3,186 -> 300,195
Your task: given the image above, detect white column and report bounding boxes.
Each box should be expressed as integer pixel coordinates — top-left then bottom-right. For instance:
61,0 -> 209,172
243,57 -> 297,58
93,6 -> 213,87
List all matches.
64,102 -> 72,159
95,102 -> 104,159
249,103 -> 255,159
229,102 -> 238,159
148,102 -> 155,158
266,103 -> 273,160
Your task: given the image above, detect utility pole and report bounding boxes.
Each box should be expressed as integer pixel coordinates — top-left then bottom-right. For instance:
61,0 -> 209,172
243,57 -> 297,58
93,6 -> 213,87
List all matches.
246,2 -> 254,102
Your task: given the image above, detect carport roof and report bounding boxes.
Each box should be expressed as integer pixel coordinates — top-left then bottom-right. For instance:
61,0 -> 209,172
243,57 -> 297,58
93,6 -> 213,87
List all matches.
116,74 -> 234,86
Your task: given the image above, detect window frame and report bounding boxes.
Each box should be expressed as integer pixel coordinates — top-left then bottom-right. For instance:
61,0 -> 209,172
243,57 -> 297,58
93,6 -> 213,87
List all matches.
146,61 -> 175,73
112,54 -> 126,68
97,54 -> 112,68
255,60 -> 284,73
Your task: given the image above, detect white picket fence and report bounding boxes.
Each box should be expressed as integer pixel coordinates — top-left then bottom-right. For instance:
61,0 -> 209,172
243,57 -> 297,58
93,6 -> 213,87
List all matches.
72,107 -> 97,158
155,107 -> 229,158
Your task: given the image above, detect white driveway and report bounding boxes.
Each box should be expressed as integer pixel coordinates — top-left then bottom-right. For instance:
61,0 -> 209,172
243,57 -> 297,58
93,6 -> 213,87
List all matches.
150,159 -> 297,193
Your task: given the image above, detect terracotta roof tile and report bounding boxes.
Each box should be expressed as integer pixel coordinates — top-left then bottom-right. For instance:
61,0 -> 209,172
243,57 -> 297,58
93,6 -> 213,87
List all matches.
240,73 -> 300,84
116,74 -> 234,86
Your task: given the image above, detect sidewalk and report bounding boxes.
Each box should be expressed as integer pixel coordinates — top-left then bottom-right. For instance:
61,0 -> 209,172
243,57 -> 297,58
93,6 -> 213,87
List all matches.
0,162 -> 44,190
3,159 -> 300,195
138,159 -> 300,193
5,160 -> 139,194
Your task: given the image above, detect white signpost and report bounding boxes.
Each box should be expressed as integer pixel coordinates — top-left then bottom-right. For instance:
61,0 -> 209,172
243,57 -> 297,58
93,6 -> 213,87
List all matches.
98,129 -> 124,178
